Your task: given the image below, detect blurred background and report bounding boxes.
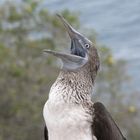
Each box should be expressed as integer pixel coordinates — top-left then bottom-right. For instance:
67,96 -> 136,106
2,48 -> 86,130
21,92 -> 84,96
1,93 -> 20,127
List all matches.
0,0 -> 140,139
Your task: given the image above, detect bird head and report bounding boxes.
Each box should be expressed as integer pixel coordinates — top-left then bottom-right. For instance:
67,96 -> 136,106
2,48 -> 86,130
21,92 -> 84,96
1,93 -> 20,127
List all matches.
44,14 -> 100,81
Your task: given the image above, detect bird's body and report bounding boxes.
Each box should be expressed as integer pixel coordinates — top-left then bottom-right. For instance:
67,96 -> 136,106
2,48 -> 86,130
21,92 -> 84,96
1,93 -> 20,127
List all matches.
43,71 -> 95,140
43,14 -> 126,140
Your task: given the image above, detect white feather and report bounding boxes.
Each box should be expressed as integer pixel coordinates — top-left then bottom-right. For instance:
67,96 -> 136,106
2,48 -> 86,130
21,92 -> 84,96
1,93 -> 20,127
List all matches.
43,78 -> 96,140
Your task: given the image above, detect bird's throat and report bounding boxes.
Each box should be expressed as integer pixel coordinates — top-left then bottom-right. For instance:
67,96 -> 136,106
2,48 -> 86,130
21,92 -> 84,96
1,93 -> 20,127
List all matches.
49,70 -> 93,104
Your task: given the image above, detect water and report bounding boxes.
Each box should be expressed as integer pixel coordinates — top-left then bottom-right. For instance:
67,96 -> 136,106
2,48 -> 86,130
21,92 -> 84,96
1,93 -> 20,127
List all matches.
40,0 -> 140,91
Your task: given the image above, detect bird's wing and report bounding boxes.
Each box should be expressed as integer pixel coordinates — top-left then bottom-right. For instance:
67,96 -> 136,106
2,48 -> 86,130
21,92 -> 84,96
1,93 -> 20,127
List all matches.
44,125 -> 48,140
92,102 -> 126,140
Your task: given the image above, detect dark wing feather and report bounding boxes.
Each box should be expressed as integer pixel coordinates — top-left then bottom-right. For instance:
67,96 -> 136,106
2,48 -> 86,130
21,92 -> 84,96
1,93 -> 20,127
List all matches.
44,125 -> 48,140
92,102 -> 126,140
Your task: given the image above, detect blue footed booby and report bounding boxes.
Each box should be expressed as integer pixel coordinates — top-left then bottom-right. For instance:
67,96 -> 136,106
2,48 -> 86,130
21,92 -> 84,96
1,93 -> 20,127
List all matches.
43,14 -> 126,140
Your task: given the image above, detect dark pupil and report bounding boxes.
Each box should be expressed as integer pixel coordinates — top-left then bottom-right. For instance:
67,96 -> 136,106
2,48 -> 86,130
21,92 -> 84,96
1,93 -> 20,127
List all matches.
85,44 -> 89,48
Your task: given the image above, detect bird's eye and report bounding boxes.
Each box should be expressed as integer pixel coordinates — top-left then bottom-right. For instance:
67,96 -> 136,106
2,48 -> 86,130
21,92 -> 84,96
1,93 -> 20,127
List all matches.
85,44 -> 90,49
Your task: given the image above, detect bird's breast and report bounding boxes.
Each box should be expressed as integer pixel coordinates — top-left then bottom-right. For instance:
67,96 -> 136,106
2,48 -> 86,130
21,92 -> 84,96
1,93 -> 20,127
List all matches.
43,100 -> 93,140
43,82 -> 93,140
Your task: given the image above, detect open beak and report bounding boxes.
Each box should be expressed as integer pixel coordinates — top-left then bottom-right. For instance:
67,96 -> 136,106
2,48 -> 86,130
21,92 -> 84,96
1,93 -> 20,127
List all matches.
43,14 -> 88,71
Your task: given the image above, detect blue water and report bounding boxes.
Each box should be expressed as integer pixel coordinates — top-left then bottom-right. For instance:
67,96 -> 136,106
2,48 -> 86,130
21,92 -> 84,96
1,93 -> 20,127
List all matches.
40,0 -> 140,91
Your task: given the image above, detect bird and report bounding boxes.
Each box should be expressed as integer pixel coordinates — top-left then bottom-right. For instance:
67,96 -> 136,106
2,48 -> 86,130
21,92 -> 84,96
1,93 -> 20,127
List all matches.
43,14 -> 126,140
